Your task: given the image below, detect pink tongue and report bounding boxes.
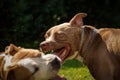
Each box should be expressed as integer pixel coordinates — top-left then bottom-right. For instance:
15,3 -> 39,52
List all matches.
58,46 -> 70,63
50,75 -> 66,80
61,49 -> 67,62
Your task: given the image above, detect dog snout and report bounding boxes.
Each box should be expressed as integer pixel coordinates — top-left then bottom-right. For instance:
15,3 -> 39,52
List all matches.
40,42 -> 48,48
51,57 -> 61,69
40,42 -> 50,51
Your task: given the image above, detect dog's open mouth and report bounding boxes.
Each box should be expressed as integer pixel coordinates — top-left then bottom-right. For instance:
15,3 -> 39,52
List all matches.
53,45 -> 71,62
43,46 -> 70,62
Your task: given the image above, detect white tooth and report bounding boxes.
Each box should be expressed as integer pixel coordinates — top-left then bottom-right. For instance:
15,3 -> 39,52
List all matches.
51,50 -> 53,53
45,51 -> 48,53
39,48 -> 43,52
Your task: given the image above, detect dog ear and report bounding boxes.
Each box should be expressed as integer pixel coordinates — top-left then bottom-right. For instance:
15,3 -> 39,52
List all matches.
69,13 -> 87,27
0,56 -> 5,80
5,65 -> 32,80
5,44 -> 21,56
5,65 -> 17,80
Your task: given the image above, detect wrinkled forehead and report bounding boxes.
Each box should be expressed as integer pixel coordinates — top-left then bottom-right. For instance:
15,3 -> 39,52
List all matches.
57,23 -> 70,28
46,23 -> 77,33
47,23 -> 70,31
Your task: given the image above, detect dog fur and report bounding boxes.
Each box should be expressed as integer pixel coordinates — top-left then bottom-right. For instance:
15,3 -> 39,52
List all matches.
40,13 -> 120,80
0,44 -> 63,80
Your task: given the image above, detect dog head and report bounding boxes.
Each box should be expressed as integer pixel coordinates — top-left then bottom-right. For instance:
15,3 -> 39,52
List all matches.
40,13 -> 88,62
1,44 -> 62,80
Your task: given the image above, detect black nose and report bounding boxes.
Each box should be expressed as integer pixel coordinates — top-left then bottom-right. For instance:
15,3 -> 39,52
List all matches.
33,67 -> 39,75
51,57 -> 61,69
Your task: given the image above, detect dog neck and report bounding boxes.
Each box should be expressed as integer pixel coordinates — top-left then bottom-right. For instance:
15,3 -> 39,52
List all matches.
75,26 -> 97,62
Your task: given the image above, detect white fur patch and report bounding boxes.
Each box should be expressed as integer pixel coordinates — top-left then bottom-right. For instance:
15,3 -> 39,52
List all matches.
46,29 -> 56,43
42,54 -> 61,62
0,54 -> 12,70
17,54 -> 61,80
17,58 -> 37,73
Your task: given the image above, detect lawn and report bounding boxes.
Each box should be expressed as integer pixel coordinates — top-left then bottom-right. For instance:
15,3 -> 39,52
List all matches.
59,59 -> 94,80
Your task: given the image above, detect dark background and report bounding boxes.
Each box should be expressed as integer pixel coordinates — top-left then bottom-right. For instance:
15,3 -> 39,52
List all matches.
0,0 -> 120,51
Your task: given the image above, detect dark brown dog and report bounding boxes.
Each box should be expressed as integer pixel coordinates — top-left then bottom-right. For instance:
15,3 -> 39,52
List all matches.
40,13 -> 120,80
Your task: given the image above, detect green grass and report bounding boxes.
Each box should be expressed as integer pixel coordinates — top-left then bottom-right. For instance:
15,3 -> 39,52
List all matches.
59,60 -> 94,80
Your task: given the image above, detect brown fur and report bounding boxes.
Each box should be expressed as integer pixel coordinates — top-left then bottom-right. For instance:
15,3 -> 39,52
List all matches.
40,13 -> 120,80
0,56 -> 5,80
5,65 -> 34,80
5,44 -> 41,63
1,44 -> 65,80
0,44 -> 41,80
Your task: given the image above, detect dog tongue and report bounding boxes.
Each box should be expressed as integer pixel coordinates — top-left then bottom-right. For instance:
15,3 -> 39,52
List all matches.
60,49 -> 67,62
50,75 -> 66,80
58,46 -> 70,63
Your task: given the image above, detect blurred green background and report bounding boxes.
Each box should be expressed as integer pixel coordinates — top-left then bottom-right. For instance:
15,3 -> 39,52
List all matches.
0,0 -> 120,51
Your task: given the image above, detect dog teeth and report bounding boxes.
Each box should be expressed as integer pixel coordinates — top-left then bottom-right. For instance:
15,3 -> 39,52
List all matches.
43,50 -> 54,54
39,48 -> 43,52
44,50 -> 52,54
51,50 -> 53,53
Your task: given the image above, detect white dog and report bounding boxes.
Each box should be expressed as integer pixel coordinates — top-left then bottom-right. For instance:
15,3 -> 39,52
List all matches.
0,44 -> 65,80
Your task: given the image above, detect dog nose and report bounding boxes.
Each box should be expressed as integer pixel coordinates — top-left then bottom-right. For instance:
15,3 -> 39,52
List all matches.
51,57 -> 61,69
40,42 -> 49,51
40,42 -> 48,47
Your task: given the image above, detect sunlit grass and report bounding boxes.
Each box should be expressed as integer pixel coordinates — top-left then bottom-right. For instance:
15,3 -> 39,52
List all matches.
59,60 -> 94,80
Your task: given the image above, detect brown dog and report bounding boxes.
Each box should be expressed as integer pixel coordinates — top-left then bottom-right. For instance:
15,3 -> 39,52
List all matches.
0,44 -> 66,80
40,13 -> 120,80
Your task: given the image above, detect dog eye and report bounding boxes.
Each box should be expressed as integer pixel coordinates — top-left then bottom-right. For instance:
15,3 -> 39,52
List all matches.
45,32 -> 50,38
44,34 -> 48,38
56,33 -> 66,41
5,46 -> 9,51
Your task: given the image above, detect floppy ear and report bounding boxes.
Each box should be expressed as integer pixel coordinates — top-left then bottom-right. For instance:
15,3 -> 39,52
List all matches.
5,65 -> 16,80
69,13 -> 87,27
5,65 -> 33,80
5,44 -> 21,56
0,56 -> 5,80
